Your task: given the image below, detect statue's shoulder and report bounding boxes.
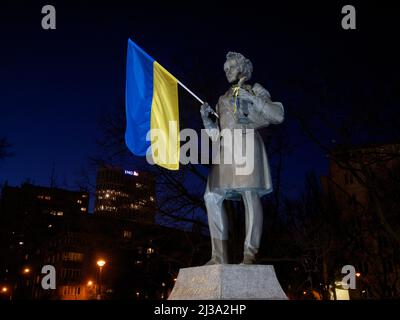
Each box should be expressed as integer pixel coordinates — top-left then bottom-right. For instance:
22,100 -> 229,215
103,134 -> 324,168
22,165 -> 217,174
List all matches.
219,89 -> 232,101
251,83 -> 271,99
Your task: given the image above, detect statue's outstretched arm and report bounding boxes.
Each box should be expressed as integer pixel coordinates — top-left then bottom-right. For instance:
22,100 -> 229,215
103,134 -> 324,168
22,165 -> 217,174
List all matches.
200,102 -> 220,141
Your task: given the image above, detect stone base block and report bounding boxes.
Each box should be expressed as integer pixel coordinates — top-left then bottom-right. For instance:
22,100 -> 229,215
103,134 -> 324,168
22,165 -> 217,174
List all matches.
168,264 -> 288,300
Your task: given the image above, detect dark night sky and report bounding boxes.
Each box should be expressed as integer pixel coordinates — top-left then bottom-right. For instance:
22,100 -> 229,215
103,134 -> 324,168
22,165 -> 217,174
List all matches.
0,1 -> 398,201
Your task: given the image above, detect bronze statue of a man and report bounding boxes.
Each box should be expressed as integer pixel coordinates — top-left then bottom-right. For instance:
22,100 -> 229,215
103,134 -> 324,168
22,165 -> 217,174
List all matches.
200,52 -> 284,264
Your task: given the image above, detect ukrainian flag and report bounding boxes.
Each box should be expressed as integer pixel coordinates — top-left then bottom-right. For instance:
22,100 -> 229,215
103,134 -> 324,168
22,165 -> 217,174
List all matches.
125,39 -> 180,170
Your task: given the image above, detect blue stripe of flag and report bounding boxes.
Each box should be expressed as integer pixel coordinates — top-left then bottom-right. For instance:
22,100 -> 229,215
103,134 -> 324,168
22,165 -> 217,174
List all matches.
125,39 -> 155,156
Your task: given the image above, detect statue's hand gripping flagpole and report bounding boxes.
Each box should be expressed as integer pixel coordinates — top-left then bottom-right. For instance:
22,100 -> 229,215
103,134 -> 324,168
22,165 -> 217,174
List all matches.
176,79 -> 219,118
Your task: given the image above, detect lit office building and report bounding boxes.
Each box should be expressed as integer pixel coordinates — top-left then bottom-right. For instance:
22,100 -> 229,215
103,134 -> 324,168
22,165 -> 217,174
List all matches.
94,167 -> 156,223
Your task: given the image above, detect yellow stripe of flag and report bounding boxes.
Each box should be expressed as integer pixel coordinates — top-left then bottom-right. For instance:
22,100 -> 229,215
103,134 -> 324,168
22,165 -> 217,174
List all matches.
150,61 -> 180,170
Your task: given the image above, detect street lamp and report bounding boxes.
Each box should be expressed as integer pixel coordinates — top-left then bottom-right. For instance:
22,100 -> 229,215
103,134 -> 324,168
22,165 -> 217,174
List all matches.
20,267 -> 32,299
1,286 -> 11,301
96,259 -> 106,300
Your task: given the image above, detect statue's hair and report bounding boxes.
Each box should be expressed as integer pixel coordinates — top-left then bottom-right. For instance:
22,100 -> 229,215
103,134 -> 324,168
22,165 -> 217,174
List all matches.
226,52 -> 253,80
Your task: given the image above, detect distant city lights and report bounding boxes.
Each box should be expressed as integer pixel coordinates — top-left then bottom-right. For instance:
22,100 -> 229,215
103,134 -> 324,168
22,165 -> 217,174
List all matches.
124,170 -> 139,176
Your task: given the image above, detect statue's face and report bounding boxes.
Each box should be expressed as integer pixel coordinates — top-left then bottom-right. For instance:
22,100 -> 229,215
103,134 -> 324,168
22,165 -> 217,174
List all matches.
224,58 -> 241,83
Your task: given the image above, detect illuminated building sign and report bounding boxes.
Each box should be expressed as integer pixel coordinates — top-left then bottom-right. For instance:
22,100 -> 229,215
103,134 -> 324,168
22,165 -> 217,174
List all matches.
124,170 -> 139,176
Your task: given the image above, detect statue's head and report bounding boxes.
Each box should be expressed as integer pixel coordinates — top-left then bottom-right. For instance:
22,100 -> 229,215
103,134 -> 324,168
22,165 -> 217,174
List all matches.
224,52 -> 253,84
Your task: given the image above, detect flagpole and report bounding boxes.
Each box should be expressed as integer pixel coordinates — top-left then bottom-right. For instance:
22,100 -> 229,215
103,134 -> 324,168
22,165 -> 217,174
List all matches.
177,80 -> 219,118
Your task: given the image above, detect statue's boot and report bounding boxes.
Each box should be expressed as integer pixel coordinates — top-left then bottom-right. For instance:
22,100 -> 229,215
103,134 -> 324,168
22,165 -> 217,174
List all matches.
205,238 -> 229,265
241,245 -> 258,264
241,190 -> 263,265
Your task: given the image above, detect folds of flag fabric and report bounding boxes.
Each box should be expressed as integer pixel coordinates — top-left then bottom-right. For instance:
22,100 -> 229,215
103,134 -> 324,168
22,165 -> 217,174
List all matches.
125,38 -> 180,170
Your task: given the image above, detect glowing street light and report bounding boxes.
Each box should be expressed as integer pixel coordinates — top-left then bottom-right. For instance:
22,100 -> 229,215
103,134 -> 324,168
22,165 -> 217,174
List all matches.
96,259 -> 106,300
1,286 -> 8,293
23,268 -> 31,274
356,272 -> 361,278
97,260 -> 106,268
87,280 -> 93,286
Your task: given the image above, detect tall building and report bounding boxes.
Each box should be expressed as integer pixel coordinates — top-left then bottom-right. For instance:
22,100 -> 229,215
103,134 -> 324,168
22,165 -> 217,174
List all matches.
94,167 -> 156,223
0,183 -> 89,248
0,183 -> 89,299
1,183 -> 89,217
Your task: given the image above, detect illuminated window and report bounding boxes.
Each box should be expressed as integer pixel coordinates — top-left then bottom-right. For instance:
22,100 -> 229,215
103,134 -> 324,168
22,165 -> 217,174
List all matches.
80,207 -> 87,212
37,195 -> 52,200
105,193 -> 110,198
82,194 -> 87,198
63,252 -> 84,262
150,196 -> 155,202
77,200 -> 82,204
123,230 -> 132,239
50,210 -> 63,216
147,247 -> 154,254
136,183 -> 142,188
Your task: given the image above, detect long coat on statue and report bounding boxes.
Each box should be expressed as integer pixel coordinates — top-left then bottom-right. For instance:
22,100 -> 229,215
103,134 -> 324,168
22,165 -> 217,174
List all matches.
204,83 -> 284,199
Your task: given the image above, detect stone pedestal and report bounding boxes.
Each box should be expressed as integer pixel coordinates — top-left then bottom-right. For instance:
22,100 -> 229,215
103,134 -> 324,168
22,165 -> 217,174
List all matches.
168,264 -> 288,300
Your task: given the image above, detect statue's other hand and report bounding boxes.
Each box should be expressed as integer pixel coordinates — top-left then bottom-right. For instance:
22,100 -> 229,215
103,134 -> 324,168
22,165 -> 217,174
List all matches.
200,102 -> 212,118
238,88 -> 255,103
